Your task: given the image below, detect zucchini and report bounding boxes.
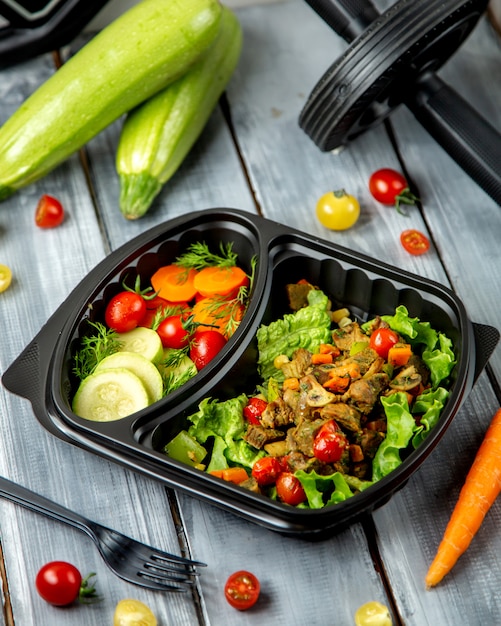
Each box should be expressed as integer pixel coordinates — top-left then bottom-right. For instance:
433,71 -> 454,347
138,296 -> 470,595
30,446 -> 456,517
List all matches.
0,0 -> 222,201
116,6 -> 242,219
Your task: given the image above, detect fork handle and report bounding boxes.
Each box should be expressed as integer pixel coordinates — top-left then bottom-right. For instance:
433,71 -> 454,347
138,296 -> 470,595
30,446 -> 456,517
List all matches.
0,475 -> 94,538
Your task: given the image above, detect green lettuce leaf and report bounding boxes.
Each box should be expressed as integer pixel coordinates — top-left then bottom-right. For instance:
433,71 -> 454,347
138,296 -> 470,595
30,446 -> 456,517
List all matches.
422,332 -> 456,388
411,386 -> 450,447
187,395 -> 264,470
372,392 -> 416,481
257,289 -> 332,381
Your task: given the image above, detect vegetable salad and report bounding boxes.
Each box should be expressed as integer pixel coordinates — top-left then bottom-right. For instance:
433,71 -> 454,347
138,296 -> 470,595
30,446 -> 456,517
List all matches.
165,281 -> 456,509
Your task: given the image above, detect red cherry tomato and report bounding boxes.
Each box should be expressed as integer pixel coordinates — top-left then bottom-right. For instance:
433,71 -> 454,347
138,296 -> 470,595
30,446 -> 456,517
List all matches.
251,456 -> 282,486
313,420 -> 348,463
369,328 -> 399,359
224,570 -> 260,611
156,315 -> 190,349
243,397 -> 268,425
400,229 -> 430,255
104,291 -> 147,333
35,194 -> 65,228
369,169 -> 418,213
189,330 -> 227,370
276,472 -> 307,506
35,562 -> 97,606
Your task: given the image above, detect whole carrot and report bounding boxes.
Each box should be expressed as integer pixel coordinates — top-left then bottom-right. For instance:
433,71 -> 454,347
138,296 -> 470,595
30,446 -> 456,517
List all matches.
425,408 -> 501,588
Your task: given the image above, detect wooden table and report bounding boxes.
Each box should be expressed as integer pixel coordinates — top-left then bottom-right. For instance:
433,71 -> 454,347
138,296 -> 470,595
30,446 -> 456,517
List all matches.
1,1 -> 500,624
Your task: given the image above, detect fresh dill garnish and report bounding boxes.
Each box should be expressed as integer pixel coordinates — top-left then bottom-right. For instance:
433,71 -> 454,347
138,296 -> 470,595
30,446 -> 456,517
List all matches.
175,241 -> 238,269
73,321 -> 121,380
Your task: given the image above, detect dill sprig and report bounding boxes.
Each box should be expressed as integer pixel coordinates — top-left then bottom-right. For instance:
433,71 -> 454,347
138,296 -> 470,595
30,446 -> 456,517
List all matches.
73,321 -> 121,380
175,241 -> 238,269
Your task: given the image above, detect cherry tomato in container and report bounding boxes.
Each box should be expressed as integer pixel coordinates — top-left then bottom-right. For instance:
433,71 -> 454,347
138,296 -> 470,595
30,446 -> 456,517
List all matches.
369,168 -> 418,213
243,397 -> 268,425
189,330 -> 227,370
35,561 -> 97,606
224,570 -> 260,611
156,315 -> 191,349
105,291 -> 147,333
400,229 -> 430,255
313,420 -> 348,463
369,328 -> 399,359
251,456 -> 282,486
276,472 -> 307,506
35,194 -> 65,228
316,189 -> 360,231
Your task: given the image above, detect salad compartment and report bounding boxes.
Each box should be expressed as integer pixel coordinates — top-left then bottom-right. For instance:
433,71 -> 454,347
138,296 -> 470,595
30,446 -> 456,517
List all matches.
2,208 -> 498,536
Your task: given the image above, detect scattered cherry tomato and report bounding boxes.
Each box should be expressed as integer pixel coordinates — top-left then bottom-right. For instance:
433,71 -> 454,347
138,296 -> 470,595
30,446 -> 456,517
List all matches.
276,472 -> 307,506
35,194 -> 65,228
243,397 -> 268,425
400,229 -> 430,255
369,328 -> 399,359
224,570 -> 260,611
35,561 -> 97,606
105,291 -> 147,333
156,315 -> 191,349
369,168 -> 418,214
189,329 -> 227,370
0,264 -> 12,293
313,420 -> 348,463
251,456 -> 282,486
354,601 -> 393,626
113,598 -> 157,625
316,189 -> 360,230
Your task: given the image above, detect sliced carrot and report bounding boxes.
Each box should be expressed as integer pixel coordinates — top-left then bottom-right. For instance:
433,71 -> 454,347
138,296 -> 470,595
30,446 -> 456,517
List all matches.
193,265 -> 249,298
210,467 -> 248,484
282,377 -> 300,391
388,343 -> 412,367
319,343 -> 341,357
150,264 -> 199,302
323,375 -> 350,392
425,408 -> 501,588
191,296 -> 245,339
311,353 -> 333,365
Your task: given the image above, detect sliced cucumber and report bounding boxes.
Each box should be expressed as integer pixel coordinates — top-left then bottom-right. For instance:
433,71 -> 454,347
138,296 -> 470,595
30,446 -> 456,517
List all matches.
72,368 -> 149,421
116,327 -> 163,362
158,348 -> 198,392
96,351 -> 163,403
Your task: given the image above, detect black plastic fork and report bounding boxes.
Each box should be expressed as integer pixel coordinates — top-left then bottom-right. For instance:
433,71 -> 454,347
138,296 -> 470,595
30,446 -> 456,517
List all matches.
0,475 -> 205,592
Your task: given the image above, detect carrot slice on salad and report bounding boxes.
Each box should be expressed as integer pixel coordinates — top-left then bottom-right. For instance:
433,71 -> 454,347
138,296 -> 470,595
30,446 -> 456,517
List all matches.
150,265 -> 198,302
425,408 -> 501,588
193,265 -> 249,298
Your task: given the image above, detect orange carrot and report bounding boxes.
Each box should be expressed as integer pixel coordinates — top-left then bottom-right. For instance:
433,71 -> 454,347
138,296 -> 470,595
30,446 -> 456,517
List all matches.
210,467 -> 249,484
425,408 -> 501,588
311,353 -> 333,365
150,264 -> 198,302
193,265 -> 249,298
388,343 -> 412,367
319,343 -> 341,357
191,296 -> 245,339
322,375 -> 350,392
282,377 -> 300,391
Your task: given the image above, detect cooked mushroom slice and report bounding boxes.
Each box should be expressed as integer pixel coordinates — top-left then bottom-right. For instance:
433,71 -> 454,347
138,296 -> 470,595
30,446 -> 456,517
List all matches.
301,374 -> 336,407
389,365 -> 422,391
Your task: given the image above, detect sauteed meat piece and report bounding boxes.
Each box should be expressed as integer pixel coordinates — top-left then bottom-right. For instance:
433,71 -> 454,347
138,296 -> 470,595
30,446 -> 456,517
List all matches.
260,396 -> 295,429
244,424 -> 285,450
319,402 -> 362,433
331,322 -> 369,351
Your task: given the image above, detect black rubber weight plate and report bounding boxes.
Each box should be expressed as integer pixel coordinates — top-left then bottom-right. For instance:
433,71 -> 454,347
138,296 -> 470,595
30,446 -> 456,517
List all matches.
299,0 -> 488,150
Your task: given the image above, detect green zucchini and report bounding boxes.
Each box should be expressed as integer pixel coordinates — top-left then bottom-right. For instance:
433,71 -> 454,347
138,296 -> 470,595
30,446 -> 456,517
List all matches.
0,0 -> 222,201
116,6 -> 242,219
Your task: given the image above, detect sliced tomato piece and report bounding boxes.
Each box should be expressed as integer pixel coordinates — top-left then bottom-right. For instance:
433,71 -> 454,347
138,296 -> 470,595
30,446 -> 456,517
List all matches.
224,570 -> 260,611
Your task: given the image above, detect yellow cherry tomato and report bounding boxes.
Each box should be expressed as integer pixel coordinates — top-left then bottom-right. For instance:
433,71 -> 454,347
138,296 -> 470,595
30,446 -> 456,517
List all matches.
0,264 -> 12,293
316,189 -> 360,230
354,601 -> 392,626
113,599 -> 157,626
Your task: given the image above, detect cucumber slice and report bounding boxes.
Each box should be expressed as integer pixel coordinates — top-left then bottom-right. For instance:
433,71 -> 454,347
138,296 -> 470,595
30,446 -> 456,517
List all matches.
158,348 -> 198,391
116,327 -> 163,362
72,368 -> 149,421
96,351 -> 163,403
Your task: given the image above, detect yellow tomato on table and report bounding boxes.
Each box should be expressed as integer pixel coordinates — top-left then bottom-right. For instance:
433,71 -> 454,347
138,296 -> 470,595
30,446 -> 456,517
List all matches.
0,264 -> 12,293
316,189 -> 360,230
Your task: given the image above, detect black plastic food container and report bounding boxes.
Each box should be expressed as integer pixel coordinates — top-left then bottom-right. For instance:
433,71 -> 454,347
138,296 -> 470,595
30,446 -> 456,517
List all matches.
3,208 -> 499,537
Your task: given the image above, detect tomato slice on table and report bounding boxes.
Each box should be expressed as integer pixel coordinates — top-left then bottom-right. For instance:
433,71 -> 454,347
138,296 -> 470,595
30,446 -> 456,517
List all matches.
224,570 -> 260,611
35,194 -> 65,228
400,229 -> 430,255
